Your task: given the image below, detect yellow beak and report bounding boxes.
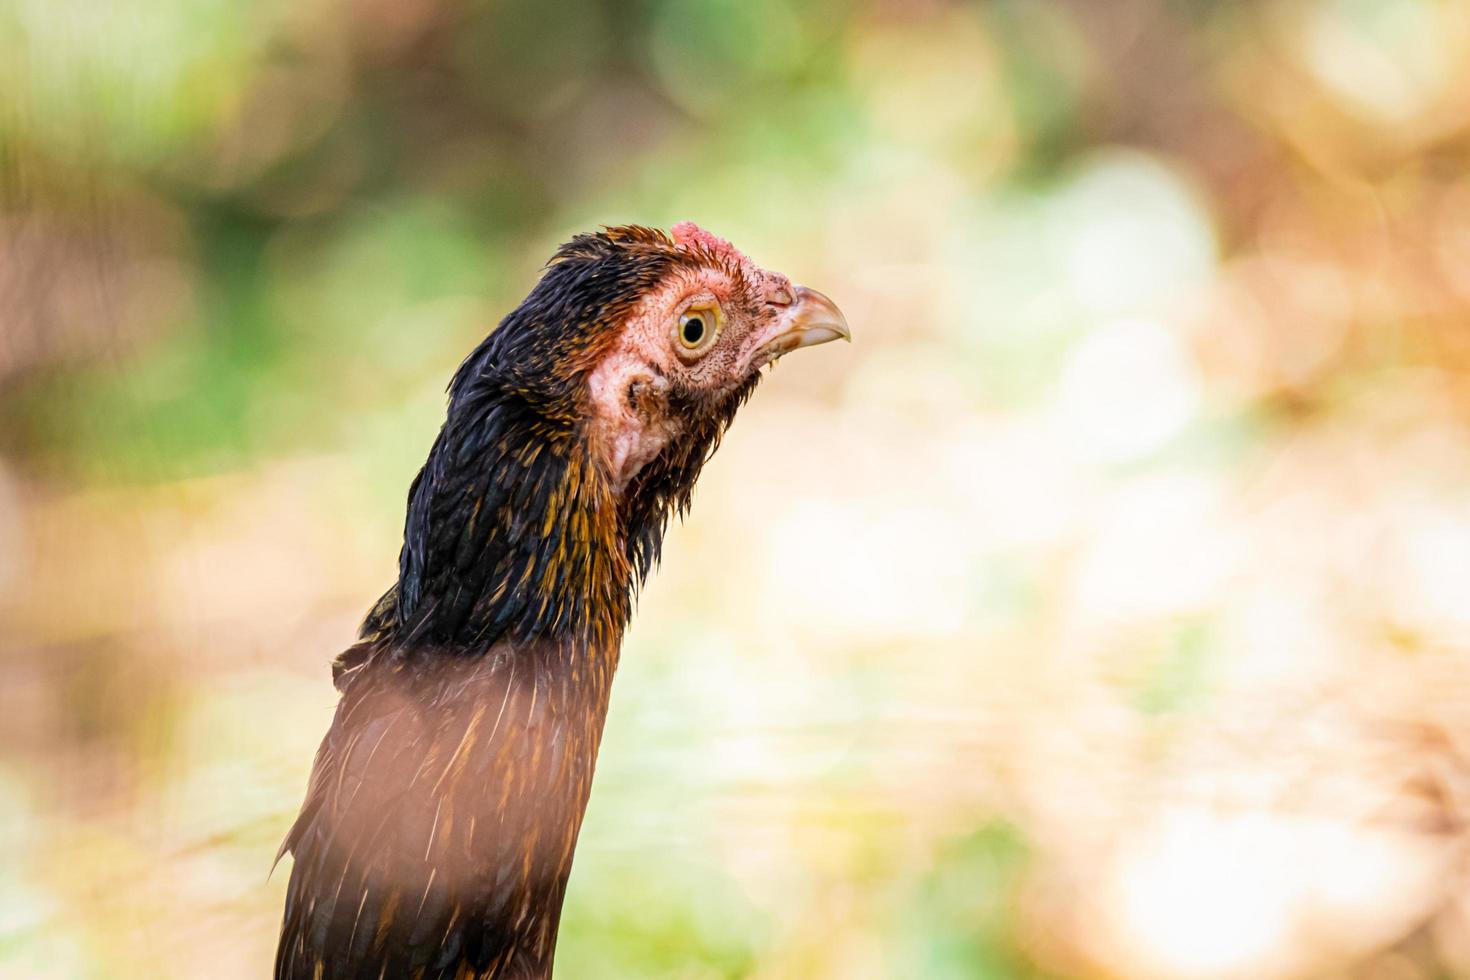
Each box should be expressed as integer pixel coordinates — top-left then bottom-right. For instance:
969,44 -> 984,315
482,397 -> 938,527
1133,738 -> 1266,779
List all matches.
750,286 -> 851,369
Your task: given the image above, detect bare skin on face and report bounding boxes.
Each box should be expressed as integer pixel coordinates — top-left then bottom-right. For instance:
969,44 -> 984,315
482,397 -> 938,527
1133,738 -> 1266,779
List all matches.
585,348 -> 682,493
584,223 -> 848,493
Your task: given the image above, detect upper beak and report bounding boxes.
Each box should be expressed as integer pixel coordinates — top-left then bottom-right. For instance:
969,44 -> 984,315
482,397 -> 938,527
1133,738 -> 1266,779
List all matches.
751,286 -> 851,369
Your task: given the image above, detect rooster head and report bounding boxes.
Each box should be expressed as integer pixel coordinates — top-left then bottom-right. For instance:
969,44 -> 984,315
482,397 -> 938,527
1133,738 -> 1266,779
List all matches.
393,222 -> 848,646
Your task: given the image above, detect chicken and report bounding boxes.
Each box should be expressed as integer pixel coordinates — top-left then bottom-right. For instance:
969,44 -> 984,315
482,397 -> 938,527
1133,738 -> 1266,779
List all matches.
273,223 -> 848,979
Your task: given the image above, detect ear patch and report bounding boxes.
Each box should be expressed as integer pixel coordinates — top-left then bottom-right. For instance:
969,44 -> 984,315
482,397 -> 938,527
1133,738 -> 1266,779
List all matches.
587,354 -> 681,493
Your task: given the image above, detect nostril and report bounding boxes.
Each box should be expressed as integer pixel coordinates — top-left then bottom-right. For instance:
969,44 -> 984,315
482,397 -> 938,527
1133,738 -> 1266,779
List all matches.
625,380 -> 645,409
768,285 -> 794,307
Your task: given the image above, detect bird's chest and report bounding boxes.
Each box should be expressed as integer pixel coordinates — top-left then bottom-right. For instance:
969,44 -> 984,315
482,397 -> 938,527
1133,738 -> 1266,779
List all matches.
412,647 -> 619,971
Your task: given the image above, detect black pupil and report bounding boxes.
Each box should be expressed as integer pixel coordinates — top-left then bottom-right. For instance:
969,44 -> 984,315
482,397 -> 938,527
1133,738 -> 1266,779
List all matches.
682,316 -> 705,345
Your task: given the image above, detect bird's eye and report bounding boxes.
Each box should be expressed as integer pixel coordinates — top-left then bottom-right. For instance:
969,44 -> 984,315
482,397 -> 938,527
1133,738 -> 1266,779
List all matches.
675,302 -> 722,357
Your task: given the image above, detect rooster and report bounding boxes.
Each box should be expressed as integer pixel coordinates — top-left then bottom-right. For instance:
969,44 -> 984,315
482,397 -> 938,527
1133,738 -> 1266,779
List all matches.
274,223 -> 848,979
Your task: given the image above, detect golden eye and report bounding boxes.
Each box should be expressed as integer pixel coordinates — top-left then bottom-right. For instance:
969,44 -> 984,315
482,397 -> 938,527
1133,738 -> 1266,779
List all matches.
675,302 -> 721,355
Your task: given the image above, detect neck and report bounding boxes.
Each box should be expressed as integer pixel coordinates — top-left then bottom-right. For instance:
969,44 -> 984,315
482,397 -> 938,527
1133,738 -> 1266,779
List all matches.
302,390 -> 651,978
373,386 -> 640,658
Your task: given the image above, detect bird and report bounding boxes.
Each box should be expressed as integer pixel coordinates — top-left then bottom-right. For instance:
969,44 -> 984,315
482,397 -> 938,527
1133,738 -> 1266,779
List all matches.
273,222 -> 849,979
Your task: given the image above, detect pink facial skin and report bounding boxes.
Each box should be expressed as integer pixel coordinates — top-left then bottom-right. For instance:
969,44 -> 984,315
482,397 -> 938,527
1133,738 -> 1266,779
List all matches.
585,223 -> 799,492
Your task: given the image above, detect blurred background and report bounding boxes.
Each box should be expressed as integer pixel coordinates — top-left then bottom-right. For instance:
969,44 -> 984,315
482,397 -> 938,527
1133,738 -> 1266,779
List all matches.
5,0 -> 1470,976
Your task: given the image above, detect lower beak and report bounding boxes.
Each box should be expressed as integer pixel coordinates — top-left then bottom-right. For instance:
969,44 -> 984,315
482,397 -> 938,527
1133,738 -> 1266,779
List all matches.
751,286 -> 851,369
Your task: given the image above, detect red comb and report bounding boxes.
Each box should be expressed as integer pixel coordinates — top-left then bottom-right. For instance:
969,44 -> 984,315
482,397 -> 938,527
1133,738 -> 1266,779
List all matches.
670,221 -> 752,269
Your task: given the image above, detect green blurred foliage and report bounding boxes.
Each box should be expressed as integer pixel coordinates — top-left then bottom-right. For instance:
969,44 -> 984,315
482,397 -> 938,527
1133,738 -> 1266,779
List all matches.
895,823 -> 1037,980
